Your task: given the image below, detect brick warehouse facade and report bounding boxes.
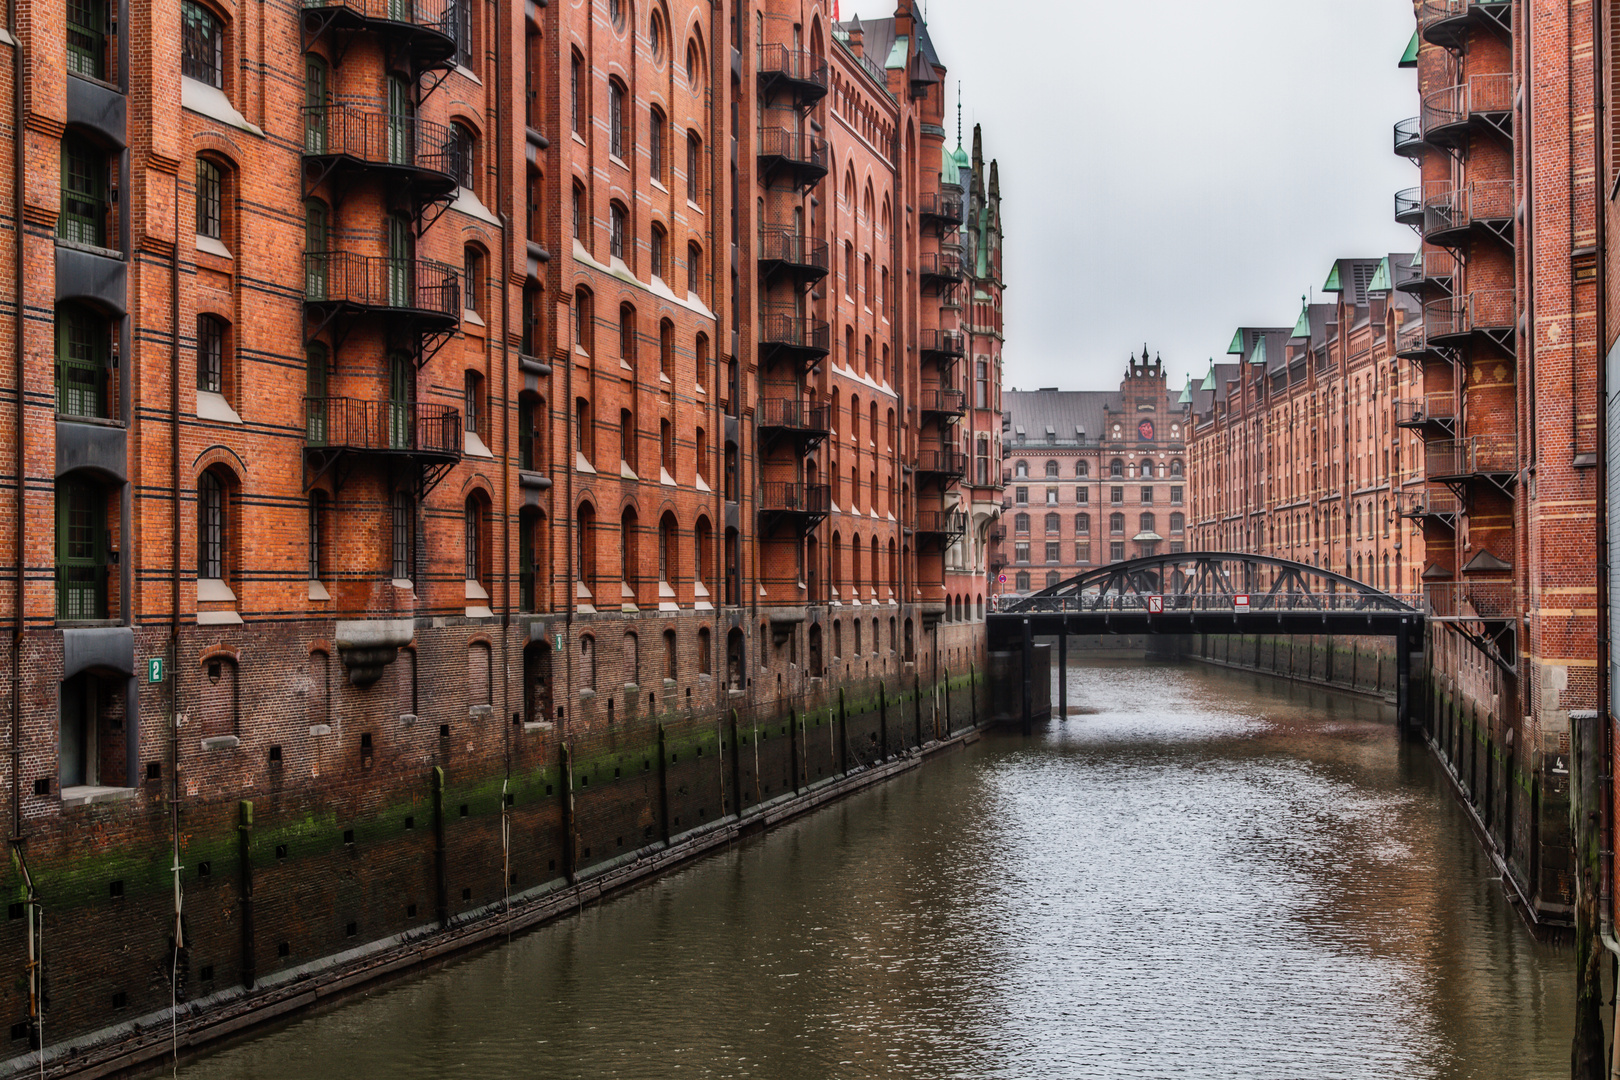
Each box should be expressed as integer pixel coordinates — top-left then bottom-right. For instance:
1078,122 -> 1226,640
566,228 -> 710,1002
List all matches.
1188,1 -> 1602,933
0,0 -> 1003,1067
988,355 -> 1189,602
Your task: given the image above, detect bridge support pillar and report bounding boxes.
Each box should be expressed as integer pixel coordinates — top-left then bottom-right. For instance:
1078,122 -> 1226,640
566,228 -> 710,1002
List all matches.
1395,617 -> 1422,739
1021,617 -> 1033,736
1058,628 -> 1067,721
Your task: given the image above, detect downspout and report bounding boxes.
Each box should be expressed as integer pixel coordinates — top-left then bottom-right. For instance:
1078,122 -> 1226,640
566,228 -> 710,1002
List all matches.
168,164 -> 185,1028
9,0 -> 24,852
495,0 -> 510,783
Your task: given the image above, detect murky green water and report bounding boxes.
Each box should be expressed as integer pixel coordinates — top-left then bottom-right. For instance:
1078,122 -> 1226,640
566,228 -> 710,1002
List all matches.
180,660 -> 1573,1079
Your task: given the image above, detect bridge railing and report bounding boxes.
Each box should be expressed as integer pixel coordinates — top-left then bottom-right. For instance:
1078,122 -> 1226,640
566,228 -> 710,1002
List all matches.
993,591 -> 1425,615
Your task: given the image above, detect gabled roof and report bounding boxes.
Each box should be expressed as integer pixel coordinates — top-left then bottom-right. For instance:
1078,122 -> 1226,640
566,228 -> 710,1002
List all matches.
1400,30 -> 1419,68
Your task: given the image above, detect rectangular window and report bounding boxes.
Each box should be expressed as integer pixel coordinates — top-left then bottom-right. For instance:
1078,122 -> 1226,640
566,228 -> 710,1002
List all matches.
67,0 -> 107,78
1141,486 -> 1153,504
1172,486 -> 1184,505
686,133 -> 700,205
308,494 -> 323,581
199,473 -> 225,581
60,136 -> 105,247
1015,486 -> 1028,505
1013,542 -> 1030,564
1110,486 -> 1123,505
464,248 -> 482,316
1045,488 -> 1058,505
464,506 -> 481,582
571,53 -> 583,134
975,361 -> 987,409
649,109 -> 664,180
1075,542 -> 1090,564
608,82 -> 624,158
464,372 -> 480,435
1045,542 -> 1060,564
181,0 -> 224,88
1076,488 -> 1088,504
196,315 -> 224,393
1110,541 -> 1125,562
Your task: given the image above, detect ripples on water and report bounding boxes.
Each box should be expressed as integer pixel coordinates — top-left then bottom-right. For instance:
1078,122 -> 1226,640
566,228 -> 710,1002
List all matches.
181,660 -> 1571,1080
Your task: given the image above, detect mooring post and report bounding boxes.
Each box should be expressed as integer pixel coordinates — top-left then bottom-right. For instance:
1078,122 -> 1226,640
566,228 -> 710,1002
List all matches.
237,799 -> 254,990
1021,616 -> 1034,736
432,766 -> 450,922
1058,626 -> 1068,722
1396,619 -> 1411,738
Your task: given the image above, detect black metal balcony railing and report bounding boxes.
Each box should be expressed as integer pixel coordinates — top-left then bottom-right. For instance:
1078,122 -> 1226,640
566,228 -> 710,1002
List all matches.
918,388 -> 966,418
1393,392 -> 1458,428
758,310 -> 831,365
1422,180 -> 1514,248
1424,580 -> 1516,621
302,105 -> 462,183
1394,187 -> 1423,229
1419,0 -> 1512,48
1421,74 -> 1513,146
915,447 -> 967,479
1393,116 -> 1426,159
916,508 -> 967,538
919,192 -> 964,227
302,0 -> 457,36
919,328 -> 966,358
1394,250 -> 1457,298
1424,290 -> 1515,355
304,251 -> 460,318
757,45 -> 829,106
919,251 -> 963,285
757,398 -> 831,434
1426,435 -> 1516,480
1396,488 -> 1462,522
757,226 -> 829,280
760,481 -> 831,516
304,396 -> 462,458
757,127 -> 829,187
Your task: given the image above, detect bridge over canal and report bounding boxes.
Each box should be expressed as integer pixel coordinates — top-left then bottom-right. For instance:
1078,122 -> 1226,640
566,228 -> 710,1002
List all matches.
986,552 -> 1445,732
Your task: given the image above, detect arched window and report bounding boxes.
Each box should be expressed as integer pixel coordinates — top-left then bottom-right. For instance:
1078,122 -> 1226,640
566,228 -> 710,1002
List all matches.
1045,513 -> 1060,534
1109,513 -> 1124,535
686,40 -> 702,91
659,512 -> 677,584
181,0 -> 225,87
463,246 -> 484,318
195,155 -> 227,242
580,634 -> 596,689
198,468 -> 231,583
659,319 -> 674,378
1015,571 -> 1030,592
572,181 -> 587,242
1047,571 -> 1062,588
1013,513 -> 1029,533
1109,458 -> 1123,478
650,222 -> 666,279
686,131 -> 702,206
1171,459 -> 1184,477
307,490 -> 326,584
663,628 -> 677,682
576,501 -> 597,592
1140,512 -> 1155,534
451,121 -> 478,192
620,506 -> 638,584
1075,513 -> 1090,535
1170,512 -> 1185,535
687,240 -> 703,298
1044,460 -> 1058,477
464,494 -> 489,587
697,627 -> 712,675
1014,460 -> 1028,478
619,302 -> 636,364
570,50 -> 585,134
391,489 -> 415,582
1075,460 -> 1089,477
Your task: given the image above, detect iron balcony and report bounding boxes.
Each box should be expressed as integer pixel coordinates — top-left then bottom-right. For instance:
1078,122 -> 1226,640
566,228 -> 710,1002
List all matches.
301,106 -> 462,199
920,328 -> 966,362
1394,187 -> 1423,229
1423,580 -> 1516,621
757,127 -> 829,191
918,388 -> 966,424
918,192 -> 963,232
304,251 -> 461,330
1392,392 -> 1458,434
299,0 -> 456,75
1419,0 -> 1512,50
757,398 -> 831,452
919,251 -> 964,291
756,45 -> 829,109
1425,435 -> 1517,487
757,225 -> 829,287
915,508 -> 967,542
1396,488 -> 1461,529
758,309 -> 831,370
1393,116 -> 1427,159
915,447 -> 967,482
759,481 -> 830,534
1394,250 -> 1456,299
1420,74 -> 1513,149
1422,180 -> 1513,250
1423,290 -> 1515,357
304,396 -> 462,462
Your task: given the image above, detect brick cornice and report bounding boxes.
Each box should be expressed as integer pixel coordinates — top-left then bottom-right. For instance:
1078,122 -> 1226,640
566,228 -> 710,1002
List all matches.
23,113 -> 64,140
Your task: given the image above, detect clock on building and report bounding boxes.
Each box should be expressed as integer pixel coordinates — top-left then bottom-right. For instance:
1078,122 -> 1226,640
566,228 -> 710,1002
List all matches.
1138,419 -> 1154,441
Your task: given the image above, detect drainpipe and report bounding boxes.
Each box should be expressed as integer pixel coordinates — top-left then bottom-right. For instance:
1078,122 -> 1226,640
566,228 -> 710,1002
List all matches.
9,0 -> 24,853
494,0 -> 510,781
167,163 -> 185,1026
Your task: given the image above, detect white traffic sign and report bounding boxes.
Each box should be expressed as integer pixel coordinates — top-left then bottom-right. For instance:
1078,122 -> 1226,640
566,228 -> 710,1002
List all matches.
1147,595 -> 1163,614
1234,594 -> 1250,612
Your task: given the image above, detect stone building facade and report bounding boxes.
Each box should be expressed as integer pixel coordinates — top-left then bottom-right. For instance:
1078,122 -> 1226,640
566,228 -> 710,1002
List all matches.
989,354 -> 1188,601
0,0 -> 1002,1063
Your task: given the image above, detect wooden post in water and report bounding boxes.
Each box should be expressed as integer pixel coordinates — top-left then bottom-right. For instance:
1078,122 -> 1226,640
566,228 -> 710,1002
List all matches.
432,766 -> 450,922
1572,708 -> 1606,1079
1058,627 -> 1068,722
1021,616 -> 1033,736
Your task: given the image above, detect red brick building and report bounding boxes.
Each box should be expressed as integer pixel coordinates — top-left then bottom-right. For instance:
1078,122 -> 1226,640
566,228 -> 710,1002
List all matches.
990,355 -> 1188,601
0,0 -> 1003,1059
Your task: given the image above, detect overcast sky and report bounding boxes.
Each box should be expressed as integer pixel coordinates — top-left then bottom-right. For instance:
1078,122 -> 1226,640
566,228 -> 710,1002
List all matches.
895,0 -> 1418,393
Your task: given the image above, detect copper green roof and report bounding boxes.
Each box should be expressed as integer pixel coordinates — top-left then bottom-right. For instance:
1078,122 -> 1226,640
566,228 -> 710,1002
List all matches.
1248,337 -> 1266,366
1367,257 -> 1392,293
941,144 -> 959,187
885,35 -> 908,70
1200,363 -> 1216,391
1399,30 -> 1419,68
1178,376 -> 1192,404
1227,329 -> 1244,355
1290,301 -> 1311,339
1322,263 -> 1343,292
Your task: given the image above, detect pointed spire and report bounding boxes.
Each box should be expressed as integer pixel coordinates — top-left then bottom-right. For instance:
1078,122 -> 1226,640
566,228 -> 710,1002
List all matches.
956,80 -> 963,150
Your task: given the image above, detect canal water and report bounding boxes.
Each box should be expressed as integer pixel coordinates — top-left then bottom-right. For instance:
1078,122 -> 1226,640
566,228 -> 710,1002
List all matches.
180,659 -> 1572,1079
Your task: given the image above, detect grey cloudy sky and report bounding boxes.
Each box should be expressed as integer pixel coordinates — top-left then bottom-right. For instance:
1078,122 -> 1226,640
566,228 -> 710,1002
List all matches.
902,0 -> 1418,393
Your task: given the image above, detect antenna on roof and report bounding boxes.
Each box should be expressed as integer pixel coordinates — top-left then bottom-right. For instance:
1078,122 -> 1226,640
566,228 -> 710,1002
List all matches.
956,81 -> 962,148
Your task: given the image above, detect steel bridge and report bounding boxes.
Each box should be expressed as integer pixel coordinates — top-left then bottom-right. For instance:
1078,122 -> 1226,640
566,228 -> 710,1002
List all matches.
986,552 -> 1430,732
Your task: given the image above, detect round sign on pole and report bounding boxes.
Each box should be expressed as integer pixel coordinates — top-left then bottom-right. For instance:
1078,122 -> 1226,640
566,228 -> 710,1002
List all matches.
997,574 -> 1006,584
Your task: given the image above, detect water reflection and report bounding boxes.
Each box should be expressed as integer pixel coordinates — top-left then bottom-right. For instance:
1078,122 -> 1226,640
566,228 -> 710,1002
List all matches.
181,659 -> 1571,1080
